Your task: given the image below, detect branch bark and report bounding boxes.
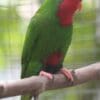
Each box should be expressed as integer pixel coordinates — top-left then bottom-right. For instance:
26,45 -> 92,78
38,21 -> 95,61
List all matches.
0,62 -> 100,98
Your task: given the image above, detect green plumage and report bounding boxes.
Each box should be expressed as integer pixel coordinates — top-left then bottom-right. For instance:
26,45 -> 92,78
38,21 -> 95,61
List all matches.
21,0 -> 73,99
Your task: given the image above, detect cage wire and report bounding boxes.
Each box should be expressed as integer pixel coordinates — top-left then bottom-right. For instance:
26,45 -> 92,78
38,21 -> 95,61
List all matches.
0,0 -> 100,100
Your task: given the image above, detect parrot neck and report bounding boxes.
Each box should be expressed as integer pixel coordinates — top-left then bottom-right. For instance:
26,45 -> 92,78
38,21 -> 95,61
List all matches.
57,15 -> 73,26
40,0 -> 78,27
57,0 -> 80,26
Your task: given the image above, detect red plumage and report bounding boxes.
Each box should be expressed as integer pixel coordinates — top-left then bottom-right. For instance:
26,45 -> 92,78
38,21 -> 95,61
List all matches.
57,0 -> 80,26
43,52 -> 63,66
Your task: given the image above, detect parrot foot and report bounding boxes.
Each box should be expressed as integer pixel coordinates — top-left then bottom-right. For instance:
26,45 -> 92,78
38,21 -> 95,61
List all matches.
39,71 -> 53,79
60,68 -> 74,81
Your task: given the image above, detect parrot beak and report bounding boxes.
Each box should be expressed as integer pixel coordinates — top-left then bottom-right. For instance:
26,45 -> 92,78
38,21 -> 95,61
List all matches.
77,1 -> 82,12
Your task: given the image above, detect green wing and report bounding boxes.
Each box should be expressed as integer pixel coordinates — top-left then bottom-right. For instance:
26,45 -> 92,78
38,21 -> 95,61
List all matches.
21,1 -> 59,78
21,16 -> 40,78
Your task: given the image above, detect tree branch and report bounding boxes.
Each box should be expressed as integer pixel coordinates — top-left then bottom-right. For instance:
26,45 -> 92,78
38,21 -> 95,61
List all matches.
0,62 -> 100,98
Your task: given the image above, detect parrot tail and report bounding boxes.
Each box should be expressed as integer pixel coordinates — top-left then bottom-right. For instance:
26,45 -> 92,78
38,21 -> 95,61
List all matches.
21,94 -> 32,100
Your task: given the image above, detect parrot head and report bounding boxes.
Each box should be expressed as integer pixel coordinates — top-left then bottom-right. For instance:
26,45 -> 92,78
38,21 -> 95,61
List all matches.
57,0 -> 82,26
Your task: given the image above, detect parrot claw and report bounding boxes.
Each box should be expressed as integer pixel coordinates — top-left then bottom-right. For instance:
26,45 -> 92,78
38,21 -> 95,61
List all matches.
39,71 -> 53,79
60,68 -> 74,81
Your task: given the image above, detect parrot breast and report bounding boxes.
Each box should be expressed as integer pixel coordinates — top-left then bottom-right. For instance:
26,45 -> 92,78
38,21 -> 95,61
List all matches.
41,52 -> 64,74
43,52 -> 63,66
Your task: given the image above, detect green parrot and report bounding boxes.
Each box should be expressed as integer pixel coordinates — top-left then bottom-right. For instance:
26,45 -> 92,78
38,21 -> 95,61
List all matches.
21,0 -> 82,100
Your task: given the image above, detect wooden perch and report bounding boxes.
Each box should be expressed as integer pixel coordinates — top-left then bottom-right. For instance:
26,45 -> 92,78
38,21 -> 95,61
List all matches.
0,62 -> 100,98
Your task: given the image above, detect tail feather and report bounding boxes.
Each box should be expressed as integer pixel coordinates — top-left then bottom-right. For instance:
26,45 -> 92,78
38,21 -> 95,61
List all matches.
21,94 -> 32,100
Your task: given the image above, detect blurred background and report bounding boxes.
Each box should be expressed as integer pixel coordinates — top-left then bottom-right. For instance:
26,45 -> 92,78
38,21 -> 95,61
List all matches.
0,0 -> 100,100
